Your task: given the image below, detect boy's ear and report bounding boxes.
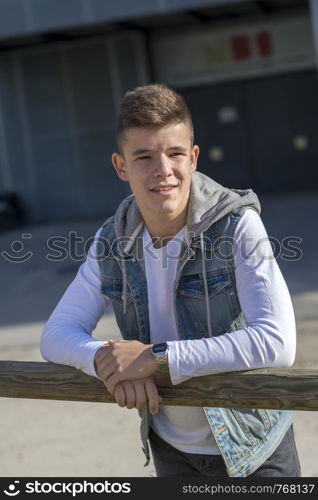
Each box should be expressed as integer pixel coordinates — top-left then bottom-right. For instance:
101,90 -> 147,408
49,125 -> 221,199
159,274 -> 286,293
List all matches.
190,144 -> 199,172
112,152 -> 129,181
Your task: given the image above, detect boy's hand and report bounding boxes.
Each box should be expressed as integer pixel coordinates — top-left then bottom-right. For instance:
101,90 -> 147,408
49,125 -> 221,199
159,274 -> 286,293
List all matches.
111,377 -> 163,415
94,340 -> 158,395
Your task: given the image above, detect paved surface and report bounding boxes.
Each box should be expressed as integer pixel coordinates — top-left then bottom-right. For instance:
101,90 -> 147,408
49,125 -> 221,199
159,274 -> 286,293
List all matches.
0,190 -> 317,476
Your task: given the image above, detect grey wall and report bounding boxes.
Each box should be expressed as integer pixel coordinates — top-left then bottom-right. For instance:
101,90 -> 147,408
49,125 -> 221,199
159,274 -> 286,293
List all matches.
309,0 -> 318,68
0,0 -> 248,40
0,31 -> 149,222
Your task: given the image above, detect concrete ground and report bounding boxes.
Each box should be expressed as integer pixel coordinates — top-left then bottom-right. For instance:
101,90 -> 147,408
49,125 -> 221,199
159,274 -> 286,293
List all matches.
0,190 -> 317,477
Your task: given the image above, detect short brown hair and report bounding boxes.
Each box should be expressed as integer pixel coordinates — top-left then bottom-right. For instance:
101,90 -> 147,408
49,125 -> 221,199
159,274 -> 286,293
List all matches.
116,83 -> 194,152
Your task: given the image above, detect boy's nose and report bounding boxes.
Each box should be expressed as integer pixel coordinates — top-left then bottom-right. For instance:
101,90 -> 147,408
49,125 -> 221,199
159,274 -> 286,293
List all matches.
154,155 -> 173,177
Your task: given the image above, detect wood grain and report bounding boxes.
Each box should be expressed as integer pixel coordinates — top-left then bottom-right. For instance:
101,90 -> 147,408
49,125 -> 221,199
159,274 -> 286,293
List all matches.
0,361 -> 318,411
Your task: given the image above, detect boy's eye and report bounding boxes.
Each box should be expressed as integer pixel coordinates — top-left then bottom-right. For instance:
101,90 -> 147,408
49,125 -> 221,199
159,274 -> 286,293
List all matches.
135,152 -> 183,160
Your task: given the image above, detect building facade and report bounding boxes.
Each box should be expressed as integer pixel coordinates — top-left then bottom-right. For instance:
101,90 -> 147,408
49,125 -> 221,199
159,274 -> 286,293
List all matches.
0,0 -> 317,223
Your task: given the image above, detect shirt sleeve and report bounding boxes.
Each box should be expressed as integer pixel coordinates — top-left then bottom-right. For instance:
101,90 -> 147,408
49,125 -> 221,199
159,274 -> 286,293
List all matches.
40,227 -> 110,379
167,208 -> 296,385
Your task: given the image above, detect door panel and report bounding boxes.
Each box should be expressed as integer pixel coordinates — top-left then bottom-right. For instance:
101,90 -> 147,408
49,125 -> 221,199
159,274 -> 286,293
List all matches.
245,77 -> 291,191
181,83 -> 254,189
179,70 -> 318,192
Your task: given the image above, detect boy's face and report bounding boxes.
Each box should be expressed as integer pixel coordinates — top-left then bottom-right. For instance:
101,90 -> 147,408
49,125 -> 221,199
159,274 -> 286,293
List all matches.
112,122 -> 199,226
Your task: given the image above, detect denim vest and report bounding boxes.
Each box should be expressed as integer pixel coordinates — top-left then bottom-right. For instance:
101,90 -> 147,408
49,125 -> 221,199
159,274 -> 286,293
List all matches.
96,206 -> 293,477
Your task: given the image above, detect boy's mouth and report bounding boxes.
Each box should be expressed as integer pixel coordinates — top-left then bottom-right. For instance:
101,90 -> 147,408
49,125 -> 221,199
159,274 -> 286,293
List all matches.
150,184 -> 178,193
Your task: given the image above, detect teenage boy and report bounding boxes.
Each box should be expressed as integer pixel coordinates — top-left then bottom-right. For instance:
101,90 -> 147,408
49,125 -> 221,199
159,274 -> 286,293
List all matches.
41,84 -> 300,477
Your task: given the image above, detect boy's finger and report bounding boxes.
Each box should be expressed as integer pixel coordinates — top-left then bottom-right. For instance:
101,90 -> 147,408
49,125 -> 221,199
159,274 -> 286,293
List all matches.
145,378 -> 160,415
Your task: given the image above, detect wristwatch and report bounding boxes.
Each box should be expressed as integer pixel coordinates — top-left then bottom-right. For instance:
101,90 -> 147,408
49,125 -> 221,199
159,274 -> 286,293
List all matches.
151,342 -> 169,374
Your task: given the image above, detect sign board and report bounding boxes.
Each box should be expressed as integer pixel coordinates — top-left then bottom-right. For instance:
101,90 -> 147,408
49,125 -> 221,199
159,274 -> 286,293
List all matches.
151,15 -> 316,87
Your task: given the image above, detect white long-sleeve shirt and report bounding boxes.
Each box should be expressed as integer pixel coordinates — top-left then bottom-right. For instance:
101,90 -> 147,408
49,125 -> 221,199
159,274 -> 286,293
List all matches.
40,208 -> 296,385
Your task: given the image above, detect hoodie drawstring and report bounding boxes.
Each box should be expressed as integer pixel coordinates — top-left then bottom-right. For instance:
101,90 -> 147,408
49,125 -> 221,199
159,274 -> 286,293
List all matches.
121,258 -> 128,314
200,233 -> 213,337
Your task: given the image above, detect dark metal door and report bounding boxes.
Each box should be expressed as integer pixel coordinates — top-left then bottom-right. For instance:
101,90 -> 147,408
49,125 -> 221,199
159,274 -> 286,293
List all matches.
245,70 -> 318,191
180,83 -> 255,190
180,71 -> 318,192
283,71 -> 318,190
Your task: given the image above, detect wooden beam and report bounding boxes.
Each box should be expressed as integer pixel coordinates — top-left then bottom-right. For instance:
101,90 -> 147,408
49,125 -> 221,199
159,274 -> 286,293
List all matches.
0,361 -> 318,411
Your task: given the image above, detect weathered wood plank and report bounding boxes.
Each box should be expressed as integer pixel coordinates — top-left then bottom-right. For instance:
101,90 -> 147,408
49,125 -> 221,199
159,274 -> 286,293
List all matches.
0,361 -> 318,411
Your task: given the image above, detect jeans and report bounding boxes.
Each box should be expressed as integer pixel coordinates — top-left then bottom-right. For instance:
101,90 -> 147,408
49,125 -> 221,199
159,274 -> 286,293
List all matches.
149,424 -> 301,477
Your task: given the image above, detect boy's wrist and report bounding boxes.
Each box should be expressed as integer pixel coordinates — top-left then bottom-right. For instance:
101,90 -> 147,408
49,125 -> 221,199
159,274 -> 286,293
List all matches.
151,342 -> 169,374
93,342 -> 112,373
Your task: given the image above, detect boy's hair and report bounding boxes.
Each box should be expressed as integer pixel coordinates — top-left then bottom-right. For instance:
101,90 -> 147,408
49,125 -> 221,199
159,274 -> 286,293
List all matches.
116,83 -> 194,152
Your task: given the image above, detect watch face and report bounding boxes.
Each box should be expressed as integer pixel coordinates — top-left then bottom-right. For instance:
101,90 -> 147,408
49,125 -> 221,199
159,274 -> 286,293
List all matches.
152,342 -> 168,354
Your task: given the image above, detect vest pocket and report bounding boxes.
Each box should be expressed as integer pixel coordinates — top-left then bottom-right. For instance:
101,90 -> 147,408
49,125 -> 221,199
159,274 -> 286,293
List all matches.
231,408 -> 270,445
178,270 -> 238,337
101,277 -> 134,305
180,272 -> 231,299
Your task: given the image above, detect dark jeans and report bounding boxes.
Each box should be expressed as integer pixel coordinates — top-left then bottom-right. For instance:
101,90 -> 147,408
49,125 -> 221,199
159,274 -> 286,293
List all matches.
149,424 -> 301,477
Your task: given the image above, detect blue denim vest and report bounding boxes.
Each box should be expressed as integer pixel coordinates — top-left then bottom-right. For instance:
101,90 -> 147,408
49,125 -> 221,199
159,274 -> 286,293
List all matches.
96,206 -> 293,477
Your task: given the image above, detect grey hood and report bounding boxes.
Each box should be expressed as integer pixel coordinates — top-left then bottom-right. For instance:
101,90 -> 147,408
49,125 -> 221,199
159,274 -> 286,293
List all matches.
113,171 -> 261,323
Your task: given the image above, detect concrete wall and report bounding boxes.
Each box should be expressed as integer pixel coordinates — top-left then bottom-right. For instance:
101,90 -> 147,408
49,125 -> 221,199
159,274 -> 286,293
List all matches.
309,0 -> 318,69
0,31 -> 149,222
0,0 -> 246,40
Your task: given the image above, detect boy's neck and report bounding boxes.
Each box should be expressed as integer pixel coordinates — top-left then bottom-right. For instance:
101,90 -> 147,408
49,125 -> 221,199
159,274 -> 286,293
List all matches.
143,214 -> 186,248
